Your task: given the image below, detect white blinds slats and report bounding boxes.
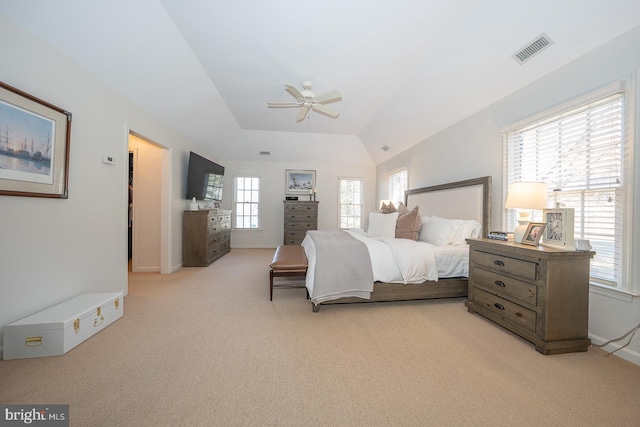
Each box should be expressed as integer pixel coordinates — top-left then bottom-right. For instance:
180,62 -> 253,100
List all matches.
389,170 -> 408,205
505,93 -> 624,287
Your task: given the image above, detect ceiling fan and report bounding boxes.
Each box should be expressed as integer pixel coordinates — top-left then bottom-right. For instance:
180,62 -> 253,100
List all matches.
267,81 -> 342,122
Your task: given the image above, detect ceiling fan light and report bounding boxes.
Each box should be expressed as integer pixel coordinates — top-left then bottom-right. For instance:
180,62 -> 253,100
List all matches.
269,81 -> 341,122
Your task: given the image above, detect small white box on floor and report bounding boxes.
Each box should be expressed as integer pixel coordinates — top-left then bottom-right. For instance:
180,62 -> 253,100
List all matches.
3,292 -> 123,360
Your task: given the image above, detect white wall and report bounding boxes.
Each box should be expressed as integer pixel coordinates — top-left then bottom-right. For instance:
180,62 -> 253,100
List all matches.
222,130 -> 376,248
377,25 -> 640,365
0,14 -> 237,351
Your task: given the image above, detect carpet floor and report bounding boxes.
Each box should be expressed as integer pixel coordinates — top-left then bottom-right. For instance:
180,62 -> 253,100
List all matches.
1,248 -> 640,426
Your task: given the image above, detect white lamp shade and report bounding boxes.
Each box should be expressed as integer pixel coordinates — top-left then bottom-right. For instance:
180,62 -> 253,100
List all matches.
505,182 -> 548,210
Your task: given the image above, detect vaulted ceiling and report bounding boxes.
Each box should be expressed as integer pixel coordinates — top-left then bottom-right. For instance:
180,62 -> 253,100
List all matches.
3,0 -> 640,164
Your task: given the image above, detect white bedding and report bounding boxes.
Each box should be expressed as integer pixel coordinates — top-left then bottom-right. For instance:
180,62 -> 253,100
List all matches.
302,229 -> 470,303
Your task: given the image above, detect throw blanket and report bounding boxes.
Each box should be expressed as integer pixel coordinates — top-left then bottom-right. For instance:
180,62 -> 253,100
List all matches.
304,230 -> 374,304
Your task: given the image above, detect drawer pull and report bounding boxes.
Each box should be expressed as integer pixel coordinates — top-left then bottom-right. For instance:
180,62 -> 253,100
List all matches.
493,260 -> 505,267
494,303 -> 505,310
495,280 -> 506,287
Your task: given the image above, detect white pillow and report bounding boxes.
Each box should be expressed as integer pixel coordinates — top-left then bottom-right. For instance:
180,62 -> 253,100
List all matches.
363,210 -> 381,232
418,216 -> 462,246
367,212 -> 399,238
451,219 -> 481,246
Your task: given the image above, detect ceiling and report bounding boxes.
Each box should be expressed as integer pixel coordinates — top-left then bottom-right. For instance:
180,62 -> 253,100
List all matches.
3,0 -> 640,164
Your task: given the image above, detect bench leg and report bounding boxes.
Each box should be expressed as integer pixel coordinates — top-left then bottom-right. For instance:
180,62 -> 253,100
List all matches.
270,269 -> 307,301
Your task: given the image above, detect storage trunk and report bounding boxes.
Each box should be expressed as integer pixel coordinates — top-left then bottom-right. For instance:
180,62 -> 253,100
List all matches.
3,292 -> 123,360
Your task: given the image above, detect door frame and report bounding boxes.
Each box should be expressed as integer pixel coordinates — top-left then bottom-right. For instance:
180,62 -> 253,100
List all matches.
126,128 -> 172,275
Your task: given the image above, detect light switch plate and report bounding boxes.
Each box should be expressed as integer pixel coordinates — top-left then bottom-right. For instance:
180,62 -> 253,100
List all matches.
102,154 -> 116,165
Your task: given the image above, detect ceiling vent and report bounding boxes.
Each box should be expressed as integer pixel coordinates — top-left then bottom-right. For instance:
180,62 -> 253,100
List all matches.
259,151 -> 270,156
512,33 -> 554,64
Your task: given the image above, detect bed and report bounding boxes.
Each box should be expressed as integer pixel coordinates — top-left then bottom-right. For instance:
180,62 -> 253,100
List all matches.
302,176 -> 491,312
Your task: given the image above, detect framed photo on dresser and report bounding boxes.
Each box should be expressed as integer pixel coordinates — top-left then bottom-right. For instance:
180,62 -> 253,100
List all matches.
522,222 -> 546,246
542,208 -> 575,250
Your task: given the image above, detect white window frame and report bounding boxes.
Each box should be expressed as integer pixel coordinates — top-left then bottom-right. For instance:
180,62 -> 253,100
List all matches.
501,80 -> 635,295
234,176 -> 261,229
388,168 -> 408,206
338,177 -> 364,230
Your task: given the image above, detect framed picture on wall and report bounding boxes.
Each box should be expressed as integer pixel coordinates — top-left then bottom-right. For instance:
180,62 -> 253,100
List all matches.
285,169 -> 316,195
541,207 -> 575,250
0,81 -> 72,198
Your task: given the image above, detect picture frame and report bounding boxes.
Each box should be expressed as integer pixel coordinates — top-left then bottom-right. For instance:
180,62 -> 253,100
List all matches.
541,207 -> 575,250
285,169 -> 316,195
522,222 -> 546,246
0,81 -> 71,198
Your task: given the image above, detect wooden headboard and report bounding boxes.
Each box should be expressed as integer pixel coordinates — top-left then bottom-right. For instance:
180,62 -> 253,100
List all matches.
404,176 -> 492,238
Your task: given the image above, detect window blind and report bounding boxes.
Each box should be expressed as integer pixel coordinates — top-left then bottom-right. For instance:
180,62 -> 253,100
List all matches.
389,169 -> 408,205
504,93 -> 624,287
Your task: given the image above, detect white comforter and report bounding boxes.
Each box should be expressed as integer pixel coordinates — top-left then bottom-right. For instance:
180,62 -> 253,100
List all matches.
302,229 -> 469,303
346,229 -> 439,284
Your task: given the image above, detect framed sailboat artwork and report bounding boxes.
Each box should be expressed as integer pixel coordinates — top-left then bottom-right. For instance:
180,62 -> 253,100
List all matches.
0,81 -> 71,198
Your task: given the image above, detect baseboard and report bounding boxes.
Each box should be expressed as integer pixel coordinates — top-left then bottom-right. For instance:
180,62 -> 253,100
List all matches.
589,333 -> 640,366
132,266 -> 161,273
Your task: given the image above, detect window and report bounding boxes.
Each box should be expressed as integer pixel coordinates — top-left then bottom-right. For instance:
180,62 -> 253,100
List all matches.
339,178 -> 363,229
389,169 -> 408,205
235,176 -> 260,229
504,86 -> 630,289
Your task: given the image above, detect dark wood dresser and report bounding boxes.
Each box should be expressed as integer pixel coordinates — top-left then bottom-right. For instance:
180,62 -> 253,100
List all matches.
283,201 -> 318,245
182,209 -> 231,266
465,238 -> 594,354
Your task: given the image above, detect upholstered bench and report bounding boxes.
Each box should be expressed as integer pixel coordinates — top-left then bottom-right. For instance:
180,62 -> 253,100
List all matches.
270,245 -> 308,301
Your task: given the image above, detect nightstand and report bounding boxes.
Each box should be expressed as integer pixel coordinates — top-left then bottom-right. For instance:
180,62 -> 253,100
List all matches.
465,238 -> 594,355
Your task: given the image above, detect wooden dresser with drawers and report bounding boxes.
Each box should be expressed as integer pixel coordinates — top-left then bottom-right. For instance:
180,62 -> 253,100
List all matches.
283,201 -> 318,245
465,238 -> 594,354
183,209 -> 231,266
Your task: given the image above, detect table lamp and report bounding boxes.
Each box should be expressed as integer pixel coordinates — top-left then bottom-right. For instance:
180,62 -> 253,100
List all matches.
505,182 -> 548,243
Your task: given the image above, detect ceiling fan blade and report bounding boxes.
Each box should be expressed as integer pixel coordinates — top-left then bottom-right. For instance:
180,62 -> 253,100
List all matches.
311,103 -> 339,118
267,102 -> 300,108
313,90 -> 342,104
297,106 -> 310,122
285,84 -> 305,101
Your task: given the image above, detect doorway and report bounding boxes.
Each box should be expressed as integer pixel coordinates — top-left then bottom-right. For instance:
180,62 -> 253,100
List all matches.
127,132 -> 171,273
128,151 -> 133,271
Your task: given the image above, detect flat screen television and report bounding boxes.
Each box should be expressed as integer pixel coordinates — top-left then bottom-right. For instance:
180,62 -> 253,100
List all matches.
185,151 -> 225,201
